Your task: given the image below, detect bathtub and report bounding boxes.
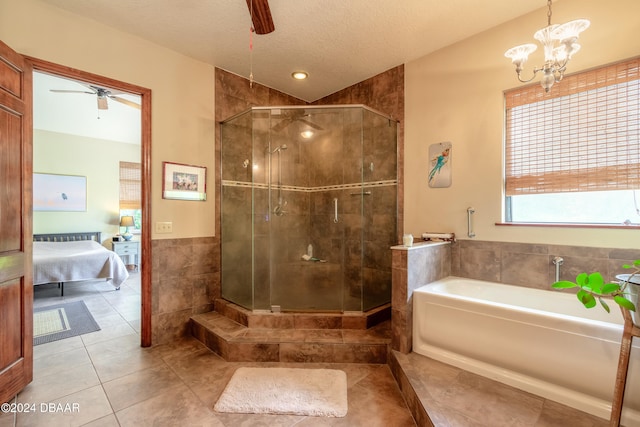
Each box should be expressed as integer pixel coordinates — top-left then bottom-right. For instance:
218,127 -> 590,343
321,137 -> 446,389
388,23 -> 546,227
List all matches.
413,276 -> 640,424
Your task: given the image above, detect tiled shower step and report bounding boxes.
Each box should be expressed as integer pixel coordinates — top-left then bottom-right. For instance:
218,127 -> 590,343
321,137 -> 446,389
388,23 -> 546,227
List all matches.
213,298 -> 391,330
190,311 -> 391,363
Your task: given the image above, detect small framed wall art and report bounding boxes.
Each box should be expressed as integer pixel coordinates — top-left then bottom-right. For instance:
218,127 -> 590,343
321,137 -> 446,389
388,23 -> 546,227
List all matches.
428,141 -> 452,188
34,173 -> 87,211
162,161 -> 207,201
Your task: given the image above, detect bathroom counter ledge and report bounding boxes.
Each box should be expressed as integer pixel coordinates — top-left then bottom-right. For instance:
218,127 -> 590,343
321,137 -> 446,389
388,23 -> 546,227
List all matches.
390,241 -> 450,251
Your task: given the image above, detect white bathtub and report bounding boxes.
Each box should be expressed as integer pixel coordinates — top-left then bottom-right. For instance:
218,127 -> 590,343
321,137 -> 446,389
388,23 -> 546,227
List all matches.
413,276 -> 640,424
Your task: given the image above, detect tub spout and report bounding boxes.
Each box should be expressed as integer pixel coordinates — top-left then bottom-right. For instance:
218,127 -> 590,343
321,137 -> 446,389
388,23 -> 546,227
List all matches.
552,256 -> 564,282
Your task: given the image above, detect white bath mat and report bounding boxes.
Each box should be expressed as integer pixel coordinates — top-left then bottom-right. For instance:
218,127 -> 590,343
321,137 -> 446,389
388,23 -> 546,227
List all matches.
214,367 -> 348,417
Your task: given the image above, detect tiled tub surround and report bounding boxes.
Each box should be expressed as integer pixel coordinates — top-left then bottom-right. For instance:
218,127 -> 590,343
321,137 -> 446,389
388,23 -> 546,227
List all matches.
391,238 -> 640,425
391,241 -> 451,353
450,239 -> 640,289
412,276 -> 640,423
392,239 -> 640,353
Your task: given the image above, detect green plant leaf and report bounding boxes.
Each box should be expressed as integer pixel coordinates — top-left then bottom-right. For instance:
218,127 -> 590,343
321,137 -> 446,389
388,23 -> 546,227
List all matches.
602,283 -> 621,294
599,297 -> 611,313
585,273 -> 604,293
576,273 -> 589,287
552,281 -> 578,289
614,295 -> 636,312
577,290 -> 596,308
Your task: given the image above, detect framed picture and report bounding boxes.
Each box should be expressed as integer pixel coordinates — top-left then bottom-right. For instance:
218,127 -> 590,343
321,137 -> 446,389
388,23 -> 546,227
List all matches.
428,141 -> 452,188
34,173 -> 87,211
162,161 -> 207,201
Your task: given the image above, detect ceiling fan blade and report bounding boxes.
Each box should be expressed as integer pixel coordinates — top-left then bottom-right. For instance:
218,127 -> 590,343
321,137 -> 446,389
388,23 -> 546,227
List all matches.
97,97 -> 108,110
246,0 -> 275,34
272,118 -> 292,132
110,95 -> 141,110
50,89 -> 95,94
298,118 -> 323,130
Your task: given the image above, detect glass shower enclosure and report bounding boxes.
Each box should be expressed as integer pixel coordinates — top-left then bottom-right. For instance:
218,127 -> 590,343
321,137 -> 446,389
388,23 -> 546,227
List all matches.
221,105 -> 397,313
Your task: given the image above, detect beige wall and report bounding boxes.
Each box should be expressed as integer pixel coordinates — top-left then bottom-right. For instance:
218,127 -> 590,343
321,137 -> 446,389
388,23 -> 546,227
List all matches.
33,130 -> 139,242
1,0 -> 216,240
404,0 -> 640,249
4,0 -> 639,250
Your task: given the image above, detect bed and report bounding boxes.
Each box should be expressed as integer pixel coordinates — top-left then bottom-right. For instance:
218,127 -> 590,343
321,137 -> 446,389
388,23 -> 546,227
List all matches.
33,231 -> 129,296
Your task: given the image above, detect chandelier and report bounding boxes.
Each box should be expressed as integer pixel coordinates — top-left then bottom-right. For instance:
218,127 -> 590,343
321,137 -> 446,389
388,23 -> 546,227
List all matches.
504,0 -> 589,92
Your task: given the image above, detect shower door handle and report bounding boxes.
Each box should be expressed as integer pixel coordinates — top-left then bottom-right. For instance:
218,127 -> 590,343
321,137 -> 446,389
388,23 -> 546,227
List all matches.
333,198 -> 339,223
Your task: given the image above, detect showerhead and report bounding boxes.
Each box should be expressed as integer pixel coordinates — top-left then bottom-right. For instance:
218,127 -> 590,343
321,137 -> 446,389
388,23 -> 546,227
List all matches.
271,144 -> 288,153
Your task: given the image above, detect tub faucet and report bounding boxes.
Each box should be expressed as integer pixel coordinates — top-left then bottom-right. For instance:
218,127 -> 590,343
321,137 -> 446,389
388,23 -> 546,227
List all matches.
552,256 -> 564,282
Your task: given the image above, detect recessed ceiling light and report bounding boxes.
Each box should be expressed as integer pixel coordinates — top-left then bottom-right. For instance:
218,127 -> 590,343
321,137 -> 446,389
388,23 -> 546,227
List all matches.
291,71 -> 308,80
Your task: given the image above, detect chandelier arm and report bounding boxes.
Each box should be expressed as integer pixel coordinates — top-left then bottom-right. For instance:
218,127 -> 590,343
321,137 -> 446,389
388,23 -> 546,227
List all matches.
515,68 -> 542,84
554,57 -> 570,73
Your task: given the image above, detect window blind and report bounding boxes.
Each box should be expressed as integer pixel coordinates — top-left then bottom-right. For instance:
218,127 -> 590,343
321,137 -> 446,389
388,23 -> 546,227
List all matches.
119,161 -> 141,210
504,57 -> 640,196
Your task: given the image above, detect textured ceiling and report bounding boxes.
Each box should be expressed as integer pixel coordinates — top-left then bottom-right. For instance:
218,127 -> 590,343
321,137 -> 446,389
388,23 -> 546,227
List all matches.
39,0 -> 545,102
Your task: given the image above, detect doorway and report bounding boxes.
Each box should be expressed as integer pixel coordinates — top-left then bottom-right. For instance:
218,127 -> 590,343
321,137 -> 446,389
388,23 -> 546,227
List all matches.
29,57 -> 152,347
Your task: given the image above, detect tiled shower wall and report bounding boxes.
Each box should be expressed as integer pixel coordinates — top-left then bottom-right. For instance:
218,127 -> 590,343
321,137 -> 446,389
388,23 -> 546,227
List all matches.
216,67 -> 404,312
391,238 -> 640,354
221,110 -> 397,311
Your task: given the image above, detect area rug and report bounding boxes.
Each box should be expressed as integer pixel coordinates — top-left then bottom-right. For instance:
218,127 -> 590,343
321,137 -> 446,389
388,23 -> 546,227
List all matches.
33,300 -> 100,345
214,367 -> 348,417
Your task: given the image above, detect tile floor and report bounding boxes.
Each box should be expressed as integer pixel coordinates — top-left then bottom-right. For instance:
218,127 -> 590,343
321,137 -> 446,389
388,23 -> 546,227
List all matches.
0,271 -> 617,426
0,272 -> 416,427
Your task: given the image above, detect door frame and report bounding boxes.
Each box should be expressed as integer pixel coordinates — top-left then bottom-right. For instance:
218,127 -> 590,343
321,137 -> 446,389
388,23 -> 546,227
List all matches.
27,57 -> 153,346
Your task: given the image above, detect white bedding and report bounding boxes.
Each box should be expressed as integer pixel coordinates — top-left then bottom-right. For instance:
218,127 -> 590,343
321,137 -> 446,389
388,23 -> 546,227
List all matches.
33,240 -> 129,288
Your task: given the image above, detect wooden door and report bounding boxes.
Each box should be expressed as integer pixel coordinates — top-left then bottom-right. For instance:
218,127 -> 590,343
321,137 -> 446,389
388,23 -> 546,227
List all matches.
0,40 -> 33,404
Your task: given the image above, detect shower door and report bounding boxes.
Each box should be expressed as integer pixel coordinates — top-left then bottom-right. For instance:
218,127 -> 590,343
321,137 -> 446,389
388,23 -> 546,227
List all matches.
267,107 -> 362,312
361,109 -> 397,311
222,105 -> 396,313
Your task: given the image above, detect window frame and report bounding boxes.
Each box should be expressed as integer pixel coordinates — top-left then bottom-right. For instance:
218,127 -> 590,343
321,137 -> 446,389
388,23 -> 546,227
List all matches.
502,57 -> 640,227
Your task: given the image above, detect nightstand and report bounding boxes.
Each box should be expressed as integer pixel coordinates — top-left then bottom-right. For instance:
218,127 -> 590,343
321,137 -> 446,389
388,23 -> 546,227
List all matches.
112,240 -> 139,271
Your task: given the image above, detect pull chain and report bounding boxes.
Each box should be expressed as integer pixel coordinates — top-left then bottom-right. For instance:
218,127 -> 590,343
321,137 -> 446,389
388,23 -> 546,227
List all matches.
249,27 -> 254,87
249,0 -> 254,88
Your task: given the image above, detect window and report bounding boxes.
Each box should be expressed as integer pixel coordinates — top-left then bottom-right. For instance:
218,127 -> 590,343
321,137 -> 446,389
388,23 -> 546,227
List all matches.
504,57 -> 640,225
119,161 -> 141,230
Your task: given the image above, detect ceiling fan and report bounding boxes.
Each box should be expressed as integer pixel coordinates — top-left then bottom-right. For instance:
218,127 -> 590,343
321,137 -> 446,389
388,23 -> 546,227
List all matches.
272,109 -> 323,132
246,0 -> 275,34
50,84 -> 141,110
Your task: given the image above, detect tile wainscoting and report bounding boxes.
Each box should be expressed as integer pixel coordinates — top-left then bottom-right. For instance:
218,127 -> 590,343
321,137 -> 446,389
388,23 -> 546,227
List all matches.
151,237 -> 220,344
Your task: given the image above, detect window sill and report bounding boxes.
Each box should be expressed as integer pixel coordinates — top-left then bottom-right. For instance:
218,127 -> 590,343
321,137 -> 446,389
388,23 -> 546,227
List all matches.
495,222 -> 640,230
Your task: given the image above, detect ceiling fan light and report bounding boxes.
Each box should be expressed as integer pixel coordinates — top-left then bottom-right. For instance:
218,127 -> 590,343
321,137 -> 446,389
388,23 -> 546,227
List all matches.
97,97 -> 108,110
300,130 -> 314,139
291,71 -> 308,80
